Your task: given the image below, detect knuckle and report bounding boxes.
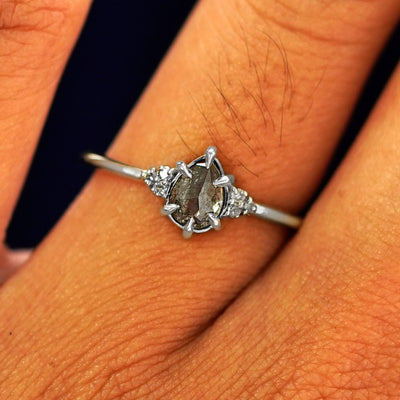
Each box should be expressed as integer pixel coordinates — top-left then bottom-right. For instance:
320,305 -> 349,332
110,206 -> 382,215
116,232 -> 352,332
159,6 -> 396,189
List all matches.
0,0 -> 71,36
0,0 -> 75,76
198,0 -> 360,194
193,2 -> 298,178
231,0 -> 387,49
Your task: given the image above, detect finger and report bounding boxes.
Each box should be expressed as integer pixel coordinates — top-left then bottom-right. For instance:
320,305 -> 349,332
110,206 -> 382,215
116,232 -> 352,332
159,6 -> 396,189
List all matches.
168,64 -> 400,398
0,0 -> 92,244
1,0 -> 400,396
59,0 -> 400,327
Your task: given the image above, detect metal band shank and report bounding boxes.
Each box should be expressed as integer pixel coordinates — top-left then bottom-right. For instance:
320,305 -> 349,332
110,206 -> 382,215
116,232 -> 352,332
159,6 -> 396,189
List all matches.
83,153 -> 145,180
250,204 -> 301,229
83,152 -> 302,229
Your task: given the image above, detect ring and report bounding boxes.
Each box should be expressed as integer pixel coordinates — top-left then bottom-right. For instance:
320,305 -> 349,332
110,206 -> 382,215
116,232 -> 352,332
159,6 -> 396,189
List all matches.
83,146 -> 302,238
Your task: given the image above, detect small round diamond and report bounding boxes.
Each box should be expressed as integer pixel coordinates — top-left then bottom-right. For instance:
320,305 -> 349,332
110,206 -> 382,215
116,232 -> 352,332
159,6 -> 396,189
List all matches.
144,166 -> 175,198
226,187 -> 254,218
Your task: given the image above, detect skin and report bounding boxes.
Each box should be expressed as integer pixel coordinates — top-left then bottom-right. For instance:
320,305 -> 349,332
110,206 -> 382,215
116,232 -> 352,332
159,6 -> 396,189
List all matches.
0,0 -> 400,398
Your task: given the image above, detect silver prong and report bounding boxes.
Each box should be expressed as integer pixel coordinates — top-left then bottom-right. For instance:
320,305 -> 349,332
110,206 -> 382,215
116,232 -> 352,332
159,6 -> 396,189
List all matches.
205,146 -> 217,169
182,217 -> 195,239
208,213 -> 221,230
161,204 -> 179,216
176,161 -> 192,179
213,175 -> 231,188
227,174 -> 235,185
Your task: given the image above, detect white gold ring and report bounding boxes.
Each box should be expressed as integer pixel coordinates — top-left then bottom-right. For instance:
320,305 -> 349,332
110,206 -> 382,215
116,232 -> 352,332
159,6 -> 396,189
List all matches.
83,146 -> 302,238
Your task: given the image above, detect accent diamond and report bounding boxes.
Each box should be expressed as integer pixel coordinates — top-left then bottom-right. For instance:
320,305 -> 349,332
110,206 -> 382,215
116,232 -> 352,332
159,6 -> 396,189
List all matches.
144,166 -> 176,198
226,187 -> 254,218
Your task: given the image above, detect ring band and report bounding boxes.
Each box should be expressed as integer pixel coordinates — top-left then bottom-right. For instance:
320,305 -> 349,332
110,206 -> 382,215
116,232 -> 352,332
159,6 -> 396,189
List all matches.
83,146 -> 302,238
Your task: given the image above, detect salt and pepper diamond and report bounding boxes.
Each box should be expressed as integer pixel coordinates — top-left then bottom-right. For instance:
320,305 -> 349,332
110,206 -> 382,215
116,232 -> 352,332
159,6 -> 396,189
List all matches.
161,146 -> 228,238
145,146 -> 256,238
169,161 -> 224,231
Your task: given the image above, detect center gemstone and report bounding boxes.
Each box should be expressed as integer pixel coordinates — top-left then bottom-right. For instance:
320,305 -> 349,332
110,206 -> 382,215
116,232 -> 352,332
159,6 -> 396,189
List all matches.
169,161 -> 224,230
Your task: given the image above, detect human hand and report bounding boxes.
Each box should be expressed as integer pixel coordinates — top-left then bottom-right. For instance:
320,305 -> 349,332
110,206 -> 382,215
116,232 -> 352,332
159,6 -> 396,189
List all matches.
1,0 -> 400,398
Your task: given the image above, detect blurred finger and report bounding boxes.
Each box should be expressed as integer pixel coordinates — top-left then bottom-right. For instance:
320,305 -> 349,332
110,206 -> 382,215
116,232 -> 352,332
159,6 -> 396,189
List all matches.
0,0 -> 92,245
0,246 -> 31,286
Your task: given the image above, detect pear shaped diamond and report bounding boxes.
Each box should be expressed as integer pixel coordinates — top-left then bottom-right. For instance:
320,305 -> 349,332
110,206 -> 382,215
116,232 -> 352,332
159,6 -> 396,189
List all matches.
169,161 -> 224,230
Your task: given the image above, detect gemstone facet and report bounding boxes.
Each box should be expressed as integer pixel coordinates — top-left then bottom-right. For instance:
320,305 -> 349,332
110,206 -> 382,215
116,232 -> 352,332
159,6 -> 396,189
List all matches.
169,161 -> 224,230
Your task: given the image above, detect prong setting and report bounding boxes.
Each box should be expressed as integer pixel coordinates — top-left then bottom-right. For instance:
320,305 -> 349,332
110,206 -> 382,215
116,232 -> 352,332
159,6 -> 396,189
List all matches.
207,213 -> 221,230
205,146 -> 217,169
161,203 -> 179,216
182,217 -> 195,239
176,161 -> 192,179
213,175 -> 232,188
166,147 -> 228,236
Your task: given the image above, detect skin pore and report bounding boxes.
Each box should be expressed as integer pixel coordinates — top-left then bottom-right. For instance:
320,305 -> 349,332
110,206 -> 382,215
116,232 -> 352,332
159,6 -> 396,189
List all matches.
0,0 -> 400,398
